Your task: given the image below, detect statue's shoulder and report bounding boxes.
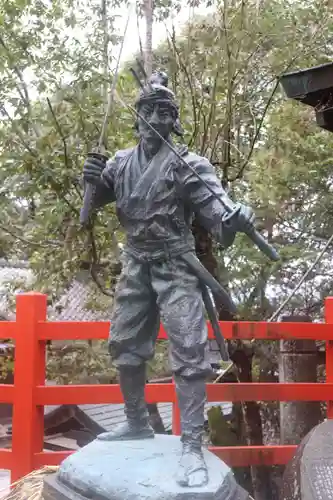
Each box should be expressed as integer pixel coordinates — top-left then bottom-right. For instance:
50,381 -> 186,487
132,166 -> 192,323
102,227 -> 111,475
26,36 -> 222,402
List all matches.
181,148 -> 210,168
114,146 -> 135,162
174,144 -> 197,163
106,148 -> 134,182
105,147 -> 135,174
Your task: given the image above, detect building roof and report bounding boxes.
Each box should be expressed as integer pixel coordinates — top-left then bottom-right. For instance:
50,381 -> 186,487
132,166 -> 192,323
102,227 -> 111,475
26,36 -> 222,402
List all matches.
3,376 -> 233,437
0,259 -> 34,320
0,260 -> 112,322
50,400 -> 233,435
48,271 -> 112,322
2,398 -> 233,454
4,373 -> 232,432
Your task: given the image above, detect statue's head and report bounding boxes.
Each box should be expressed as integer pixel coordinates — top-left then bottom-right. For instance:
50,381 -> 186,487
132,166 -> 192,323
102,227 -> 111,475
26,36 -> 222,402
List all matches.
134,70 -> 183,142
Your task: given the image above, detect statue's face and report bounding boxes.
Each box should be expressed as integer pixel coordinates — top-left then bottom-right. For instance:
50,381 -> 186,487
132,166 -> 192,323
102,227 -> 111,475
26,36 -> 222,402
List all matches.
137,101 -> 176,142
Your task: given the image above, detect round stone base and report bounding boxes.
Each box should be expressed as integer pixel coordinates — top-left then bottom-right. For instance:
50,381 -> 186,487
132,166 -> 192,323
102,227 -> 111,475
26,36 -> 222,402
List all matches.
280,419 -> 333,500
43,434 -> 249,499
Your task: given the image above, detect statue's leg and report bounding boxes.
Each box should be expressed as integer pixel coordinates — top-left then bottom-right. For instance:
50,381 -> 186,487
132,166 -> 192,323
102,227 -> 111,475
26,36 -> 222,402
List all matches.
97,257 -> 159,441
174,375 -> 208,487
152,257 -> 213,487
97,364 -> 154,441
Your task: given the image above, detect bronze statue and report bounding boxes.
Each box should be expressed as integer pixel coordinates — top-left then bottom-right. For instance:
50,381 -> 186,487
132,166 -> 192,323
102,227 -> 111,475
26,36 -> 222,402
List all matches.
82,71 -> 260,488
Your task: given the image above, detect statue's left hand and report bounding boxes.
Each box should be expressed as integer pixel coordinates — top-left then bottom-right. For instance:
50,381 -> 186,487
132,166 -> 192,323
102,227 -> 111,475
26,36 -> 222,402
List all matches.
236,204 -> 256,233
222,203 -> 280,261
83,155 -> 107,185
222,203 -> 255,233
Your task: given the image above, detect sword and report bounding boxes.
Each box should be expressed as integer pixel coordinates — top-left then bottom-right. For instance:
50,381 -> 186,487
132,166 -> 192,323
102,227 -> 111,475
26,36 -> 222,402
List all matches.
181,252 -> 236,314
201,284 -> 230,362
181,251 -> 233,362
80,4 -> 133,226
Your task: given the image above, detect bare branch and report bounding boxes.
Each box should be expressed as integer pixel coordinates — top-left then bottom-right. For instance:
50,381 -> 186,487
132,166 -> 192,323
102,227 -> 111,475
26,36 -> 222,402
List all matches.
46,98 -> 69,169
0,223 -> 60,248
165,29 -> 198,148
230,78 -> 280,181
200,66 -> 220,156
0,35 -> 40,137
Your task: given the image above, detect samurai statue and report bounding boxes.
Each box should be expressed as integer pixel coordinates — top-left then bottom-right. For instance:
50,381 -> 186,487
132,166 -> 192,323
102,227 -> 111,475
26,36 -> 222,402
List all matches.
82,71 -> 255,488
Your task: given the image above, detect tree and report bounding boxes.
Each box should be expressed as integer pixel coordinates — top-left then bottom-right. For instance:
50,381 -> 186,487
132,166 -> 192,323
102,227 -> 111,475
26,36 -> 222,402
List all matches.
0,0 -> 135,301
1,0 -> 333,497
147,1 -> 333,497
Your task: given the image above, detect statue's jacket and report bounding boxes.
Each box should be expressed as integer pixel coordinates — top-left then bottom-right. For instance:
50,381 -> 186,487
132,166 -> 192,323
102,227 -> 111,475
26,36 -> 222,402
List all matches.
93,141 -> 234,372
93,140 -> 236,262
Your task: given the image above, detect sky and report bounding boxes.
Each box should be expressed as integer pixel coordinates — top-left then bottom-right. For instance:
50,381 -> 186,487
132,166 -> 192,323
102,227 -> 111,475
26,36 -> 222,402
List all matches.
17,1 -> 210,105
113,1 -> 211,67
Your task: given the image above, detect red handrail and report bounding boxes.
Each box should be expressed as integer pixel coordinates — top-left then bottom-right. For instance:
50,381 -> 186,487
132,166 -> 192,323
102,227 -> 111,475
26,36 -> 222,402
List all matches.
0,292 -> 332,483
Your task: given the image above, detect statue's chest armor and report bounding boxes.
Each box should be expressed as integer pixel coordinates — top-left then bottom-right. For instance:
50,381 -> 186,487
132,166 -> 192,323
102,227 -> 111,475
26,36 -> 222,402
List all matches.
113,149 -> 181,223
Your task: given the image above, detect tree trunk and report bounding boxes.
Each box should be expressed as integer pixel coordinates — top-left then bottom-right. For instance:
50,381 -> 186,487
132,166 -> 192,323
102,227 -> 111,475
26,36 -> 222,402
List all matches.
143,0 -> 153,77
279,315 -> 321,443
259,340 -> 282,500
100,0 -> 109,149
232,347 -> 270,500
147,403 -> 166,434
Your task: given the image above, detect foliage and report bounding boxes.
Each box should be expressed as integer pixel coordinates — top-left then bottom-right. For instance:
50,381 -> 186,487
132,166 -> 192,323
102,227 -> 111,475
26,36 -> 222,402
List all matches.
149,0 -> 333,321
247,100 -> 333,319
0,0 -> 135,300
46,340 -> 117,384
0,0 -> 331,317
1,1 -> 333,497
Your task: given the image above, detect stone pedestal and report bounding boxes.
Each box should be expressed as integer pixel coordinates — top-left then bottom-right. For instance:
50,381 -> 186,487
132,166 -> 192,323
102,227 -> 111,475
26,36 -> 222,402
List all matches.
280,419 -> 333,500
43,435 -> 249,500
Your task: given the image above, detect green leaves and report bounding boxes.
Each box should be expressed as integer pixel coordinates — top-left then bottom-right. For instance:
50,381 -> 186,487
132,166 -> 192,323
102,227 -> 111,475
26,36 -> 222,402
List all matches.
0,0 -> 332,325
0,0 -> 128,301
149,0 -> 333,319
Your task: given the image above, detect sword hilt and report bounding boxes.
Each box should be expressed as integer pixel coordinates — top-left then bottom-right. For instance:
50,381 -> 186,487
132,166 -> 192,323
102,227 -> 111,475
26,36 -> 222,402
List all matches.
80,151 -> 109,227
222,204 -> 280,262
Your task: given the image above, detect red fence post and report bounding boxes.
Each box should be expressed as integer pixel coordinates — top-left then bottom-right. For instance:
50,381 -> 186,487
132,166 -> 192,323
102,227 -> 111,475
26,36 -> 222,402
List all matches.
325,297 -> 333,418
11,293 -> 47,483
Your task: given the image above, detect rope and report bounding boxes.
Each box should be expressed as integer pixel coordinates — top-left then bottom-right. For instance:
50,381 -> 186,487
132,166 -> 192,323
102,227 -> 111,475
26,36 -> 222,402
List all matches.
268,232 -> 333,322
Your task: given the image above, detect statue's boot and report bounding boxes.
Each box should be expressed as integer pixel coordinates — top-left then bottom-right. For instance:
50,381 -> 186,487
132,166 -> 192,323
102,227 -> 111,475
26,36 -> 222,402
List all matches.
175,375 -> 208,487
97,364 -> 154,441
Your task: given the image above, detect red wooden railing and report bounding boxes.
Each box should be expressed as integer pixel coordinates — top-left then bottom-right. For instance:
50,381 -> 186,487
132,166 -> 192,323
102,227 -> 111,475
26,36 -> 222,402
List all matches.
1,292 -> 333,483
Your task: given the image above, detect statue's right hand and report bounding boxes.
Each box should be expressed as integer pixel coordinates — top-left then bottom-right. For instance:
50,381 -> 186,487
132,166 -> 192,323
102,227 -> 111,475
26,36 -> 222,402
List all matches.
83,155 -> 107,185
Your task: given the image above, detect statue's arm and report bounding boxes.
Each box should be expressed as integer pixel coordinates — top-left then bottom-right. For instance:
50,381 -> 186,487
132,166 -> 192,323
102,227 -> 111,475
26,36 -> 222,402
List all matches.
179,156 -> 237,249
91,159 -> 117,210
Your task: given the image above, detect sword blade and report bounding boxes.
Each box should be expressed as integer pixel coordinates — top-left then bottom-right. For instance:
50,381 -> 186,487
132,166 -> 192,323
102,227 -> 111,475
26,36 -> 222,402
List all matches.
80,3 -> 133,226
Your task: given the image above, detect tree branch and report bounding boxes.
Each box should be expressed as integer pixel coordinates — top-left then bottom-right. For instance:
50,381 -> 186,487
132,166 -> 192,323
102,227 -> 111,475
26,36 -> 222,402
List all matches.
166,29 -> 198,148
0,223 -> 60,249
0,35 -> 40,137
46,98 -> 69,169
230,78 -> 280,181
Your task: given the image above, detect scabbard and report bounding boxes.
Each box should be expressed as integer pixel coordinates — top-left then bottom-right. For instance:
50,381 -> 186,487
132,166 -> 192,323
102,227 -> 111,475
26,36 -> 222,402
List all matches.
180,252 -> 237,315
201,285 -> 230,362
80,182 -> 96,225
